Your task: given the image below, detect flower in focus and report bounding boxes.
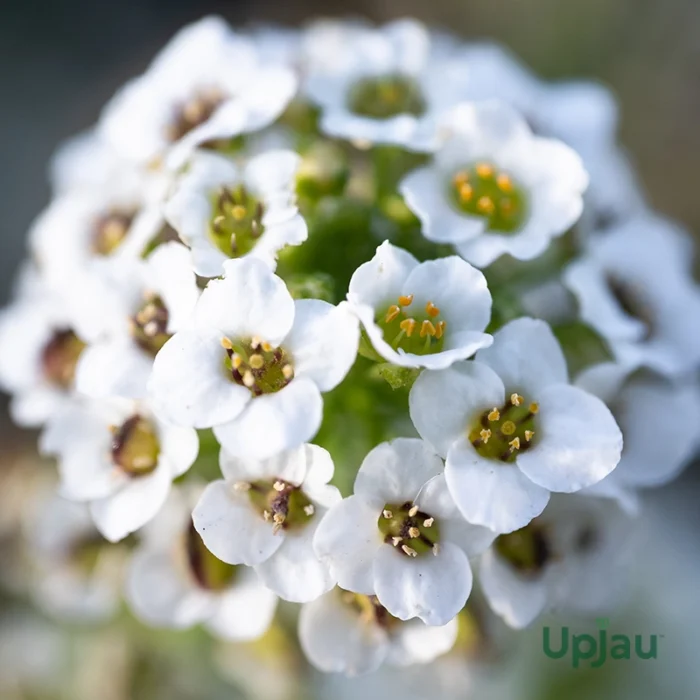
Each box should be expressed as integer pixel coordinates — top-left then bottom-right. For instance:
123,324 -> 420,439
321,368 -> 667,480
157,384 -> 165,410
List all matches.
149,257 -> 359,459
400,101 -> 588,267
314,438 -> 495,625
347,241 -> 493,369
40,397 -> 198,542
164,150 -> 307,277
410,318 -> 623,533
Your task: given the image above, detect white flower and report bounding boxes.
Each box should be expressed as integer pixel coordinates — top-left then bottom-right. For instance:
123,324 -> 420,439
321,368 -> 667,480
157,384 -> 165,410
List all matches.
99,16 -> 297,169
314,438 -> 495,626
40,396 -> 198,542
75,242 -> 200,399
563,213 -> 700,377
149,257 -> 359,460
400,101 -> 588,268
164,149 -> 307,277
409,317 -> 623,534
347,241 -> 493,369
480,494 -> 633,628
126,486 -> 277,640
298,588 -> 458,676
192,444 -> 341,602
303,19 -> 470,151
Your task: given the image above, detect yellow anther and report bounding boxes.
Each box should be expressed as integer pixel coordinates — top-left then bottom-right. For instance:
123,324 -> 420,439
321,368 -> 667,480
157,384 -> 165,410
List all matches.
402,544 -> 418,558
501,420 -> 516,436
398,294 -> 414,307
510,393 -> 523,407
459,183 -> 474,202
420,320 -> 436,338
399,318 -> 416,337
249,354 -> 264,369
476,162 -> 495,179
435,320 -> 446,339
477,196 -> 496,215
304,504 -> 315,516
408,527 -> 421,539
385,305 -> 401,323
408,505 -> 419,517
496,173 -> 514,193
453,170 -> 470,187
232,354 -> 242,370
282,364 -> 294,380
383,509 -> 393,520
480,428 -> 492,444
488,408 -> 501,422
242,370 -> 255,388
509,437 -> 521,451
273,513 -> 286,524
423,518 -> 434,528
261,342 -> 273,352
391,536 -> 402,547
231,205 -> 247,221
425,301 -> 440,318
524,430 -> 535,442
529,402 -> 540,414
250,336 -> 261,349
220,337 -> 233,350
273,481 -> 286,492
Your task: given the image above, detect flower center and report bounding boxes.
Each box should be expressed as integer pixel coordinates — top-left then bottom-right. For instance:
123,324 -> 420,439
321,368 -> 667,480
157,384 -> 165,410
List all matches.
131,295 -> 171,356
347,74 -> 426,120
221,336 -> 294,396
185,521 -> 237,591
377,295 -> 446,356
469,393 -> 539,463
166,87 -> 225,142
41,329 -> 86,389
209,185 -> 265,259
450,163 -> 528,233
377,501 -> 441,558
494,521 -> 551,575
340,591 -> 398,630
110,414 -> 160,476
606,274 -> 654,340
235,479 -> 315,533
92,209 -> 136,256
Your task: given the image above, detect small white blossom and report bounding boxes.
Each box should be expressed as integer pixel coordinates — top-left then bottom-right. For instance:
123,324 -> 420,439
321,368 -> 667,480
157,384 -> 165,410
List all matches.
127,486 -> 277,640
314,438 -> 495,625
164,149 -> 307,277
347,241 -> 493,369
149,257 -> 359,460
40,397 -> 198,542
193,444 -> 341,602
400,101 -> 588,267
298,588 -> 458,676
410,318 -> 623,534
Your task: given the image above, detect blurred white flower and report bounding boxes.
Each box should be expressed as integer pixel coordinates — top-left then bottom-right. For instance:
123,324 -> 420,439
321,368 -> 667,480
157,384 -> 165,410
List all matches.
564,213 -> 700,377
40,397 -> 198,542
401,101 -> 588,267
347,241 -> 493,369
314,438 -> 494,625
193,444 -> 341,602
410,318 -> 623,533
149,257 -> 359,459
99,16 -> 297,169
299,588 -> 458,675
164,150 -> 307,277
127,486 -> 277,640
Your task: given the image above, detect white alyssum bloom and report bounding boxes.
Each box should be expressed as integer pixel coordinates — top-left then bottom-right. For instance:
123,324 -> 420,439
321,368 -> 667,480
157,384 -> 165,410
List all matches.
127,486 -> 277,640
400,101 -> 588,268
75,242 -> 200,399
299,588 -> 458,676
347,241 -> 492,369
164,149 -> 307,277
564,213 -> 700,377
150,257 -> 359,460
99,16 -> 297,170
314,438 -> 495,626
410,317 -> 623,534
40,397 -> 198,543
193,444 -> 341,602
303,19 -> 470,151
480,494 -> 633,628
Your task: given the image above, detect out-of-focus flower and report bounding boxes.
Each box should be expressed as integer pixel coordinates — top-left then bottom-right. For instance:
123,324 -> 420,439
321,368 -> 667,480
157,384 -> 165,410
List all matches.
127,486 -> 277,640
401,101 -> 588,267
149,257 -> 358,459
164,150 -> 307,277
298,588 -> 458,675
193,444 -> 341,602
347,241 -> 493,369
314,438 -> 495,625
410,318 -> 622,533
40,397 -> 198,542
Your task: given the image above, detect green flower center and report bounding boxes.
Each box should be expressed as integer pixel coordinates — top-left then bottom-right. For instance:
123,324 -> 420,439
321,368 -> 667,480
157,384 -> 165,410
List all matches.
376,294 -> 447,356
166,88 -> 225,142
238,478 -> 315,533
377,501 -> 441,558
494,521 -> 551,575
450,163 -> 528,233
469,393 -> 539,463
347,74 -> 426,120
221,336 -> 294,396
185,521 -> 237,591
92,209 -> 136,256
340,590 -> 398,630
606,274 -> 654,340
209,185 -> 265,259
41,329 -> 86,389
131,295 -> 171,356
110,415 -> 160,477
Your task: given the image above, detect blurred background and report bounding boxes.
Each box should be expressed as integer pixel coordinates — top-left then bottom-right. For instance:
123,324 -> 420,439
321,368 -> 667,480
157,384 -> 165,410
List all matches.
1,1 -> 699,698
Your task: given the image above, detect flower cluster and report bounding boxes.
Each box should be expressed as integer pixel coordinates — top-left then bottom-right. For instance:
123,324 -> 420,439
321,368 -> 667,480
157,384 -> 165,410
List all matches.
1,15 -> 699,680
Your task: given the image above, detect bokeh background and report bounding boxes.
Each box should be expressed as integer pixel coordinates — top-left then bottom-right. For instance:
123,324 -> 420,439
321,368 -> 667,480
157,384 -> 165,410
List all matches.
1,1 -> 699,699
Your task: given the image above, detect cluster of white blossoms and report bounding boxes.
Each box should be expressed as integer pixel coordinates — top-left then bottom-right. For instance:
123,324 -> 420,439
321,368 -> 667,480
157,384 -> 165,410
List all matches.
1,15 -> 699,680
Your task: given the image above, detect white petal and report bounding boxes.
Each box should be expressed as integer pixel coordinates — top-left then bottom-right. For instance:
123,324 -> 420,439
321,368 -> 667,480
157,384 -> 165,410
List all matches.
157,422 -> 199,478
250,214 -> 308,268
517,384 -> 622,492
243,149 -> 301,195
387,618 -> 458,666
219,443 -> 308,484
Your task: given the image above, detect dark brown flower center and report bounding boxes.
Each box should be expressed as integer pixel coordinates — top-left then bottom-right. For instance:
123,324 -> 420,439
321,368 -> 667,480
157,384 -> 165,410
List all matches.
41,329 -> 86,389
110,415 -> 160,476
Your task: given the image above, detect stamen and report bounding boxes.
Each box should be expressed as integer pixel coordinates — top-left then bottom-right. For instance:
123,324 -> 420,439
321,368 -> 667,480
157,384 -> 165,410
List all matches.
510,393 -> 523,407
497,173 -> 514,193
435,321 -> 446,339
477,196 -> 496,215
232,354 -> 242,370
220,337 -> 233,350
524,430 -> 535,442
476,162 -> 495,178
408,526 -> 421,539
423,517 -> 434,528
401,545 -> 418,558
273,481 -> 286,492
425,301 -> 440,318
282,364 -> 294,380
488,408 -> 501,422
273,513 -> 286,524
529,402 -> 540,414
263,510 -> 271,522
250,336 -> 261,350
303,504 -> 315,516
453,171 -> 469,187
391,536 -> 402,547
480,428 -> 492,443
399,318 -> 416,337
242,371 -> 255,388
383,509 -> 393,519
261,342 -> 273,352
408,505 -> 419,518
385,305 -> 401,323
398,294 -> 414,307
459,184 -> 474,202
509,437 -> 521,451
420,320 -> 436,338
